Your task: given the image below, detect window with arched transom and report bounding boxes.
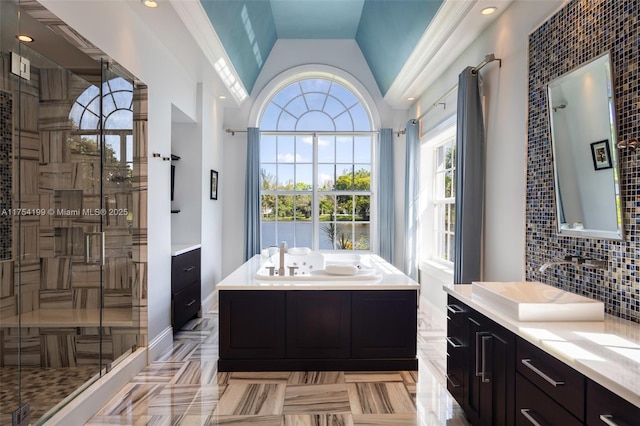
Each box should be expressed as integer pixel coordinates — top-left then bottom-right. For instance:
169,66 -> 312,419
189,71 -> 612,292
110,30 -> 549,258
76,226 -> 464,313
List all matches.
259,77 -> 374,251
69,77 -> 134,185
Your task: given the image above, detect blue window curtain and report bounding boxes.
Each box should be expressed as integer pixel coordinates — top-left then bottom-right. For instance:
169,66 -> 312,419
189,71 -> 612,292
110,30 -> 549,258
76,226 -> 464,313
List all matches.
244,128 -> 261,261
378,128 -> 395,263
453,67 -> 485,284
404,120 -> 419,280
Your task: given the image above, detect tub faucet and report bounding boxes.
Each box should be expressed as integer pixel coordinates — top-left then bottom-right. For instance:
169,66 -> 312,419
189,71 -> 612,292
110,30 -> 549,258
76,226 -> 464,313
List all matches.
278,241 -> 288,276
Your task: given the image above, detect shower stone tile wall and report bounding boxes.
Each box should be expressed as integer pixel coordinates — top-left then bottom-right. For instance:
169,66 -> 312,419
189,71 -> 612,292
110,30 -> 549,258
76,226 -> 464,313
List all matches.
526,0 -> 640,323
0,60 -> 148,366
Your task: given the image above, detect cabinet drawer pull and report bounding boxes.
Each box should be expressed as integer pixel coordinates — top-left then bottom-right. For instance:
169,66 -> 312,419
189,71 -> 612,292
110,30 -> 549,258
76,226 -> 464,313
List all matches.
481,335 -> 492,383
446,304 -> 464,314
445,374 -> 461,388
521,359 -> 565,387
520,409 -> 546,426
184,265 -> 196,272
599,415 -> 620,426
186,299 -> 196,307
446,336 -> 463,348
469,317 -> 480,326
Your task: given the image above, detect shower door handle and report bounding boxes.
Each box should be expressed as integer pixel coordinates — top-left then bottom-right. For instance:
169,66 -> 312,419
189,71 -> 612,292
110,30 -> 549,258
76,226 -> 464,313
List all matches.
84,232 -> 105,265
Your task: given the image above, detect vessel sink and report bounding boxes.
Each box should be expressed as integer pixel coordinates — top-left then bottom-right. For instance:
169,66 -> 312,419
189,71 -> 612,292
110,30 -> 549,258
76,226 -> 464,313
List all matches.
471,281 -> 604,322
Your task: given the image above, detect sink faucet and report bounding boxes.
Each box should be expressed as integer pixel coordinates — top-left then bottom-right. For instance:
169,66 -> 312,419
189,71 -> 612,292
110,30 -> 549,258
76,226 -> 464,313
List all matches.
278,241 -> 287,276
539,255 -> 605,273
539,259 -> 580,273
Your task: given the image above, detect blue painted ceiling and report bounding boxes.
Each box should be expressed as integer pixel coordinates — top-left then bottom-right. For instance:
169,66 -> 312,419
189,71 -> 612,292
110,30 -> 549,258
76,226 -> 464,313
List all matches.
199,0 -> 443,96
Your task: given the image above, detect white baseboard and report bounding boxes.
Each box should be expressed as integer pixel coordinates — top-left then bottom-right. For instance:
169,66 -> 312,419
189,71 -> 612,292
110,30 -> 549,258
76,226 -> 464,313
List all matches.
45,348 -> 147,425
148,325 -> 173,363
201,289 -> 217,314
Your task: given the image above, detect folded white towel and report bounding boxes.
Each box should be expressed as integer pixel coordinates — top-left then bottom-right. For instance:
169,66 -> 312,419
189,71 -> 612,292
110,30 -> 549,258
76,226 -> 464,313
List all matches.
324,264 -> 359,275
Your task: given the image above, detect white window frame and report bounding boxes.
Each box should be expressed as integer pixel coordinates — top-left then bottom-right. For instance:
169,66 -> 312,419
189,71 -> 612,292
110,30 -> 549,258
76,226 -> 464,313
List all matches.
419,116 -> 456,282
257,75 -> 376,252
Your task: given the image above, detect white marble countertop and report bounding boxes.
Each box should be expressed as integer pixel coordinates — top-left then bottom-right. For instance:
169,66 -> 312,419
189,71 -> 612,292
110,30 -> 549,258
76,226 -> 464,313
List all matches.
217,254 -> 420,290
444,284 -> 640,408
171,243 -> 201,256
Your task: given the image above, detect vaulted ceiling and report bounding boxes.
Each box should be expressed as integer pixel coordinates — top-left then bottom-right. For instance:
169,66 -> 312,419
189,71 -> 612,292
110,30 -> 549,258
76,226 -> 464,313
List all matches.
199,0 -> 443,97
171,0 -> 513,107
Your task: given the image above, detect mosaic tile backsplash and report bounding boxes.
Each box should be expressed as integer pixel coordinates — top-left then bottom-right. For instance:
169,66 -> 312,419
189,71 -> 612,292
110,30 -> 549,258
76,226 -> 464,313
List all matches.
0,90 -> 11,261
526,0 -> 640,323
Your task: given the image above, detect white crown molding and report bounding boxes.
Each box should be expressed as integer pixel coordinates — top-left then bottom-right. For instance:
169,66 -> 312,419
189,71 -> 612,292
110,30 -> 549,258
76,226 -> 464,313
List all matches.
169,0 -> 248,105
384,0 -> 514,109
384,0 -> 477,108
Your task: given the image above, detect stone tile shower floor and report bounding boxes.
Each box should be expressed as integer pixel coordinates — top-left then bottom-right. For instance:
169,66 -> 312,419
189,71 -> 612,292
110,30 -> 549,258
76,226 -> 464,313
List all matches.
87,293 -> 469,425
0,365 -> 99,424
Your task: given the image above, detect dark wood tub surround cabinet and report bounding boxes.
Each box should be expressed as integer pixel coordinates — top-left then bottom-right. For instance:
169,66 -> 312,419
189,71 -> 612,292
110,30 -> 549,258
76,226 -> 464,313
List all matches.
219,289 -> 417,371
171,248 -> 201,332
446,294 -> 640,426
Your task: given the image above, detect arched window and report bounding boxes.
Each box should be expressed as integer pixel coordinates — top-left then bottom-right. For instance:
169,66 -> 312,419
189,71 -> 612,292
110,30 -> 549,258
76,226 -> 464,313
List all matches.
259,77 -> 374,251
69,77 -> 133,131
69,77 -> 134,182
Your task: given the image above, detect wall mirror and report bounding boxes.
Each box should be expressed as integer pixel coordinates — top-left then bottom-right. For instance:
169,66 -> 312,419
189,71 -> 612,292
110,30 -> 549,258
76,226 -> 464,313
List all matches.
547,51 -> 623,240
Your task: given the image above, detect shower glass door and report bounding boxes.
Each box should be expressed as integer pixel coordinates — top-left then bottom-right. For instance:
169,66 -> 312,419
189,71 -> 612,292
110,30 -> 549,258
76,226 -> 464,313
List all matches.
1,2 -> 143,423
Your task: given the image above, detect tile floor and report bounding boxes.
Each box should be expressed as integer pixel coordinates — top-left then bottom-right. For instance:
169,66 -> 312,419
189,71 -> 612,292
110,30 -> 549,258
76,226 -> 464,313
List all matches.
0,366 -> 99,424
86,293 -> 470,425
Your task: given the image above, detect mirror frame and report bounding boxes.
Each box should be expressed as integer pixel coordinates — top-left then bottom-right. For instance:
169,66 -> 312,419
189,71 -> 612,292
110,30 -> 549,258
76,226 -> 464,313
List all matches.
547,51 -> 624,240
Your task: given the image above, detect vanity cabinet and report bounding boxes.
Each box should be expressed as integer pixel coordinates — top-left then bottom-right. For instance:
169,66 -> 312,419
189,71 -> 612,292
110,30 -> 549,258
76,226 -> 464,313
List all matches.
586,379 -> 640,426
446,293 -> 640,426
446,296 -> 468,407
516,337 -> 584,423
219,289 -> 418,371
446,295 -> 516,426
171,248 -> 201,332
467,306 -> 516,426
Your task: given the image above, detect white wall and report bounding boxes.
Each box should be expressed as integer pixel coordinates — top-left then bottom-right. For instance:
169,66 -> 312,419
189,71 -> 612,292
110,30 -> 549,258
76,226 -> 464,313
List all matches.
221,39 -> 406,277
411,0 -> 565,309
40,0 -> 226,356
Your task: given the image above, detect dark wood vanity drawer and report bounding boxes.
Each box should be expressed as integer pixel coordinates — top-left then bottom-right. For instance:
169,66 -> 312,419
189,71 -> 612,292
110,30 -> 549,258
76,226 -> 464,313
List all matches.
171,248 -> 201,293
586,379 -> 640,426
446,294 -> 468,328
516,372 -> 582,426
172,280 -> 201,331
446,353 -> 465,407
516,337 -> 585,421
446,318 -> 466,360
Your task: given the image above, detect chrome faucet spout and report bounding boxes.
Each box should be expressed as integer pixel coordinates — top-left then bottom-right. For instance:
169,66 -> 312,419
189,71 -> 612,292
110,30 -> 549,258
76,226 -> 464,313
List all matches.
539,260 -> 575,273
278,241 -> 288,276
539,255 -> 606,273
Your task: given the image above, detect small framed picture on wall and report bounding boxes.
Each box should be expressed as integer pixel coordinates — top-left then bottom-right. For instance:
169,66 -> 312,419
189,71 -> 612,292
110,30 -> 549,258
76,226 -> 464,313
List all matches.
590,140 -> 612,170
210,170 -> 218,200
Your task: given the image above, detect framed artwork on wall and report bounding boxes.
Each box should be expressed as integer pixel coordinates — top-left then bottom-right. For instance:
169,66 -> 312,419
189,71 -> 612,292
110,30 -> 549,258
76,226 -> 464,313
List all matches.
590,140 -> 612,170
210,170 -> 218,200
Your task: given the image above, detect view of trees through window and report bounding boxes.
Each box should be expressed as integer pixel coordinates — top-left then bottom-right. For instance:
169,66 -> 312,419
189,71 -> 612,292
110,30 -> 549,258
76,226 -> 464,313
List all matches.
259,78 -> 373,250
69,77 -> 134,187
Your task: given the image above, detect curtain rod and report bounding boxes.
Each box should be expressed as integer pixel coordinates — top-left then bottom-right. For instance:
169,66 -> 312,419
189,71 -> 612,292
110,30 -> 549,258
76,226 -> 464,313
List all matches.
413,53 -> 502,123
224,129 -> 405,136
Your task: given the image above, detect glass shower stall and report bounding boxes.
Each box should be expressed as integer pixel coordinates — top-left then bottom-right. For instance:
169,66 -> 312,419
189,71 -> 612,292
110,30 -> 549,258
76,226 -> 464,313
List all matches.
0,1 -> 147,423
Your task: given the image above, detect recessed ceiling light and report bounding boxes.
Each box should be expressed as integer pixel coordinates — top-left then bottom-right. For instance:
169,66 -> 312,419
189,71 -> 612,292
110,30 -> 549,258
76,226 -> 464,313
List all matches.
218,95 -> 227,100
481,6 -> 497,15
16,34 -> 34,43
142,0 -> 158,8
407,97 -> 416,101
